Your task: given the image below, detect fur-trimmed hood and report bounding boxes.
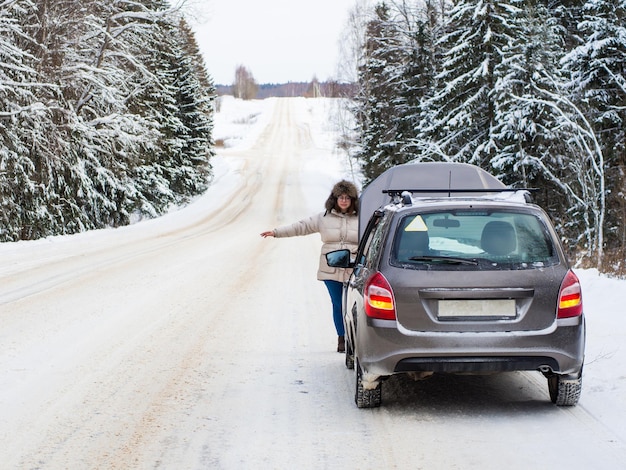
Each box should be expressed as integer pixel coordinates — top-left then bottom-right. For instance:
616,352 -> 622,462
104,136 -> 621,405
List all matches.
324,180 -> 359,214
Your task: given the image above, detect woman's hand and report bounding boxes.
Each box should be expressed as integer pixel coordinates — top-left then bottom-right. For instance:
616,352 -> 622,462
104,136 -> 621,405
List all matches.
260,231 -> 274,238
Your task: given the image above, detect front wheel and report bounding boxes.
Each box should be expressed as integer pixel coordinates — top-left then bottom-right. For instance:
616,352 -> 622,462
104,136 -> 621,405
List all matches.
355,359 -> 382,408
547,371 -> 582,406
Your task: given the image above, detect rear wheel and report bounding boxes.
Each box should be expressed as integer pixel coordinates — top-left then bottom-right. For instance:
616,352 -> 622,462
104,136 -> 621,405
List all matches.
547,371 -> 582,406
355,359 -> 382,408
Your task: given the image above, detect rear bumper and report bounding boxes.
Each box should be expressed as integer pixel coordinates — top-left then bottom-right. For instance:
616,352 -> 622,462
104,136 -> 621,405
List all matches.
357,316 -> 585,378
394,356 -> 560,373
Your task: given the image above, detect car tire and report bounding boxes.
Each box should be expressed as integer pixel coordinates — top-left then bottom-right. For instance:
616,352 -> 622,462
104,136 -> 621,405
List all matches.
547,372 -> 582,406
355,359 -> 382,408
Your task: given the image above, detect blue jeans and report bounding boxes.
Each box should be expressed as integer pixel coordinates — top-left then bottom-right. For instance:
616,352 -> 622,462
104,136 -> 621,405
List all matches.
323,280 -> 345,337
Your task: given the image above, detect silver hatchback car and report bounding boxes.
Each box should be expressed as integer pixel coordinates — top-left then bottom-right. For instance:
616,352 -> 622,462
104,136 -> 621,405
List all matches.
327,163 -> 585,408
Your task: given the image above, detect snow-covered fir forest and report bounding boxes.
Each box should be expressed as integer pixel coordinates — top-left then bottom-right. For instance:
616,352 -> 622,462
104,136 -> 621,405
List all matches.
0,1 -> 214,242
347,0 -> 625,273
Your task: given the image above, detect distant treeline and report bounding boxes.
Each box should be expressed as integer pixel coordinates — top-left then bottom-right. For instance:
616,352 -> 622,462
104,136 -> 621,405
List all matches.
216,81 -> 357,99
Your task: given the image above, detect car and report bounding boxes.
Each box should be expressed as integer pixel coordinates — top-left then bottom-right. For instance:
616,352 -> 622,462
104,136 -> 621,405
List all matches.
326,162 -> 585,408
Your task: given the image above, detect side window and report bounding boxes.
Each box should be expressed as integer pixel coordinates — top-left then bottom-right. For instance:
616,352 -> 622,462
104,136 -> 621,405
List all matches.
362,213 -> 390,269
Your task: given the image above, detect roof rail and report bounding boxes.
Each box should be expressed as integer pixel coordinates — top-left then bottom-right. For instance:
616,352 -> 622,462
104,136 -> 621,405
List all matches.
383,188 -> 536,197
384,188 -> 536,205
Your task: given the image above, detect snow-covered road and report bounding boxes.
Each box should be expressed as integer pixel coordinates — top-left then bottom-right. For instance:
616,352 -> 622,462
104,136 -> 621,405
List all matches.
1,97 -> 625,469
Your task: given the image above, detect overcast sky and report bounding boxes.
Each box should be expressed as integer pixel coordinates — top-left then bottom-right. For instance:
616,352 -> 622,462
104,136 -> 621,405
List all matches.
188,0 -> 355,85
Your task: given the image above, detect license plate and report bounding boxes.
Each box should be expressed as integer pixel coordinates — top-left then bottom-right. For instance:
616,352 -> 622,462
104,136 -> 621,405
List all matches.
438,299 -> 516,318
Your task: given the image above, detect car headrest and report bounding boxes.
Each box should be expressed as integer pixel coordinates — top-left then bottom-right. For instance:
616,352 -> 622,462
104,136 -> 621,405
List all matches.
481,221 -> 516,256
397,230 -> 430,261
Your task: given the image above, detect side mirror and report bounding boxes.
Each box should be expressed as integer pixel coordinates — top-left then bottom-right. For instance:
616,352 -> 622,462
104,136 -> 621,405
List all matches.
325,249 -> 353,268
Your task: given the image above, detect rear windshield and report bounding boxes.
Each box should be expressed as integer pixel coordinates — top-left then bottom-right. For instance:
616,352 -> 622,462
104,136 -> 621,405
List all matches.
391,209 -> 559,270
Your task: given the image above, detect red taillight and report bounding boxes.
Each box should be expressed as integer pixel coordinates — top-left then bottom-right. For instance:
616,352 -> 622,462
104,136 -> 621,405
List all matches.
557,270 -> 583,318
364,272 -> 396,320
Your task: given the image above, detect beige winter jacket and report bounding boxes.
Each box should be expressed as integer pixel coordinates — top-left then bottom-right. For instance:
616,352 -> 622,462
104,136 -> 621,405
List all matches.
273,209 -> 358,282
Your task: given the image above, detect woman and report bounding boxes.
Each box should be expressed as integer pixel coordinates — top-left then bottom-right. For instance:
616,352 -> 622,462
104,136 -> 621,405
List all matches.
260,180 -> 359,353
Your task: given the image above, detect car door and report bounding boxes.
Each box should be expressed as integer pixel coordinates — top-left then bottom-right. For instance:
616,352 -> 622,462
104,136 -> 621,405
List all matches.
344,211 -> 392,336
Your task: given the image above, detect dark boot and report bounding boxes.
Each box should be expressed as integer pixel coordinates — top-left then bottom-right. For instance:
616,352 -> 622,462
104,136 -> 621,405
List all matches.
337,335 -> 345,353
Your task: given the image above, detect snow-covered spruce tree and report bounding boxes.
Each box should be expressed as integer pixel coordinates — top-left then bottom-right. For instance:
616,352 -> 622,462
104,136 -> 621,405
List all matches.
548,0 -> 587,50
490,13 -> 608,269
489,1 -> 585,242
8,0 -> 108,238
4,0 -> 168,236
0,0 -> 47,241
491,3 -> 563,184
386,0 -> 442,163
123,3 -> 214,215
485,0 -> 607,267
171,18 -> 215,197
353,2 -> 407,183
398,0 -> 447,160
58,1 -> 165,230
88,0 -> 213,220
562,0 -> 626,266
419,0 -> 526,168
113,1 -> 214,213
353,1 -> 447,182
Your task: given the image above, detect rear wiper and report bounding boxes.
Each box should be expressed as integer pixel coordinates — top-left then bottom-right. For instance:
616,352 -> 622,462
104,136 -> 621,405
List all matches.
408,255 -> 479,265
